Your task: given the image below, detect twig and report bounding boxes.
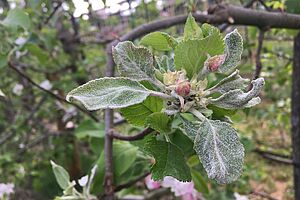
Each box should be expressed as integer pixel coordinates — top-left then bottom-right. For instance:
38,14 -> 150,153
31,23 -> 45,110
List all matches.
8,61 -> 99,122
253,29 -> 266,79
44,1 -> 62,25
250,191 -> 278,200
254,148 -> 300,168
114,172 -> 150,192
110,128 -> 153,141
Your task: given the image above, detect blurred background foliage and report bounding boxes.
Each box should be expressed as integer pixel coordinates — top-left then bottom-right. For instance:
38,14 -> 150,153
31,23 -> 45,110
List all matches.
0,0 -> 298,199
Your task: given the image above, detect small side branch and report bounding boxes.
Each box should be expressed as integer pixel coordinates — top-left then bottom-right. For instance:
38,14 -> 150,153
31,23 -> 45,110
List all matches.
114,172 -> 150,192
8,61 -> 99,122
253,29 -> 266,79
110,128 -> 153,141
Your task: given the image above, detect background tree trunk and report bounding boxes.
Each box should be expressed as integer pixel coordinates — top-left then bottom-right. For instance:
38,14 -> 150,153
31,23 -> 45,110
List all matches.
292,32 -> 300,200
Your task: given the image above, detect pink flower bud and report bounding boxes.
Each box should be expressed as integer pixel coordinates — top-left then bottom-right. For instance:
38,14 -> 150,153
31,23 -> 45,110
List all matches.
175,80 -> 191,97
206,54 -> 225,72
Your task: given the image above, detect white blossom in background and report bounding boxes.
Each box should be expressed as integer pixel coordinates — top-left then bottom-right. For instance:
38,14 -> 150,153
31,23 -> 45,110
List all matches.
39,80 -> 52,90
12,84 -> 24,96
15,37 -> 27,46
0,183 -> 14,198
78,175 -> 89,187
234,192 -> 249,200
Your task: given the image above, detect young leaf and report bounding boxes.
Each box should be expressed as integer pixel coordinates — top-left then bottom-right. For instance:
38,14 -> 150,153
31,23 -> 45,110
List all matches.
210,78 -> 264,109
1,8 -> 31,30
174,25 -> 224,78
112,41 -> 155,81
156,55 -> 174,72
66,77 -> 151,110
208,70 -> 249,94
144,137 -> 192,181
218,29 -> 243,73
75,120 -> 105,138
121,96 -> 163,127
183,13 -> 203,40
145,112 -> 171,133
50,160 -> 71,190
191,169 -> 209,195
193,119 -> 244,184
140,32 -> 177,51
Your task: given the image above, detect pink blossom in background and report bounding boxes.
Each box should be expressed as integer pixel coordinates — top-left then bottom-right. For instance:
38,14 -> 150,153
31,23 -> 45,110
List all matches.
145,175 -> 161,190
0,183 -> 14,198
161,176 -> 195,197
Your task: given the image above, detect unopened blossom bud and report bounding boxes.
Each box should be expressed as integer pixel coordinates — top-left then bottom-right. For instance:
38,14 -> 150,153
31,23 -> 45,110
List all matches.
205,54 -> 225,72
175,80 -> 191,97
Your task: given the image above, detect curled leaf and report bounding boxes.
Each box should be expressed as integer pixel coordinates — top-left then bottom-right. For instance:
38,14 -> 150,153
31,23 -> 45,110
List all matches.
208,70 -> 249,94
218,29 -> 243,73
210,78 -> 264,109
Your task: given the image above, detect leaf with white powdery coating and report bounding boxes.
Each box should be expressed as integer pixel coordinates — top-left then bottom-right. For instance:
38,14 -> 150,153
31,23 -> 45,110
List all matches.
193,119 -> 244,184
208,70 -> 249,94
144,137 -> 192,181
140,32 -> 177,51
210,78 -> 264,109
113,41 -> 155,81
218,29 -> 243,73
66,77 -> 151,111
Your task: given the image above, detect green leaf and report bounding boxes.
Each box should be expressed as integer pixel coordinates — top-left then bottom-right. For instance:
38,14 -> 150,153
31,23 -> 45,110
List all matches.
140,32 -> 177,51
183,13 -> 203,40
113,142 -> 139,176
210,78 -> 264,109
0,89 -> 5,97
145,112 -> 171,133
121,96 -> 163,127
66,77 -> 151,111
26,43 -> 49,65
112,41 -> 155,81
144,137 -> 192,181
208,70 -> 249,94
0,55 -> 7,68
174,25 -> 224,78
75,119 -> 105,138
193,119 -> 244,184
191,169 -> 209,195
50,160 -> 71,190
218,29 -> 243,73
286,0 -> 300,14
1,8 -> 31,30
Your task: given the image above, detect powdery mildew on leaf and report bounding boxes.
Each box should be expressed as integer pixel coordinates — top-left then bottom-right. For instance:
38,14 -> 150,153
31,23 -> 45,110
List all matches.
210,78 -> 265,109
66,77 -> 150,111
193,119 -> 244,184
112,41 -> 155,81
218,29 -> 243,73
208,70 -> 249,94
